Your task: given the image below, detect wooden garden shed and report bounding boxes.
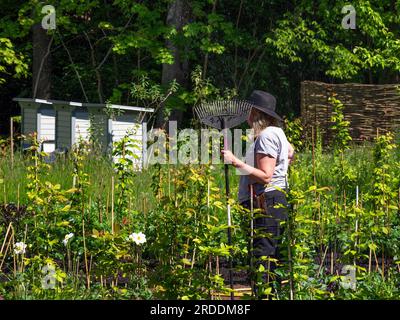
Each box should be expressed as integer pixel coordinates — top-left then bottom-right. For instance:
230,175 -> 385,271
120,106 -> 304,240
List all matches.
13,98 -> 154,168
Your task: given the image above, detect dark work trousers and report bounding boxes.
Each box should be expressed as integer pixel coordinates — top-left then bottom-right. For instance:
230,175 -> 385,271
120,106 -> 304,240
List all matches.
240,189 -> 288,288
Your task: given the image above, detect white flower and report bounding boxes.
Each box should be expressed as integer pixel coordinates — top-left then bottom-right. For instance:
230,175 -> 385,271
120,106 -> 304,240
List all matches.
63,233 -> 74,246
128,232 -> 138,242
128,232 -> 146,245
14,242 -> 27,255
136,232 -> 146,244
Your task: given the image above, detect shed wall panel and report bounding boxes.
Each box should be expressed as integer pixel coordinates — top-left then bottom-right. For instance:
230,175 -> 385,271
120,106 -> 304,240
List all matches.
23,108 -> 38,134
56,110 -> 73,149
89,112 -> 109,151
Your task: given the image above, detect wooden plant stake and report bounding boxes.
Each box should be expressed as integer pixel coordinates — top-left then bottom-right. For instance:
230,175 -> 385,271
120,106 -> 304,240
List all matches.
111,176 -> 115,234
82,219 -> 90,289
10,117 -> 14,170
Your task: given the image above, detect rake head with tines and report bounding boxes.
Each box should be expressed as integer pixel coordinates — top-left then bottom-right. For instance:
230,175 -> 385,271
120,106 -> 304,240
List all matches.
194,100 -> 253,130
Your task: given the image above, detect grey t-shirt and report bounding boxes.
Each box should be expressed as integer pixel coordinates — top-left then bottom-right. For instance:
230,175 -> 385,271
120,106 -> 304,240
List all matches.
238,126 -> 289,203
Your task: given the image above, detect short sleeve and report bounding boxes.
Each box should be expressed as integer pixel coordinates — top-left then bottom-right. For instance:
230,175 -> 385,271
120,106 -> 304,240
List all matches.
255,130 -> 279,158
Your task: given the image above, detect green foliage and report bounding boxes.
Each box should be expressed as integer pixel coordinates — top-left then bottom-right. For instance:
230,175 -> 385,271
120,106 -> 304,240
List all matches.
329,96 -> 352,154
146,164 -> 233,299
1,133 -> 400,299
0,38 -> 28,85
130,74 -> 179,110
281,131 -> 400,300
112,129 -> 141,219
3,0 -> 400,123
180,66 -> 238,106
284,117 -> 304,152
266,1 -> 400,81
2,0 -> 400,300
328,96 -> 356,196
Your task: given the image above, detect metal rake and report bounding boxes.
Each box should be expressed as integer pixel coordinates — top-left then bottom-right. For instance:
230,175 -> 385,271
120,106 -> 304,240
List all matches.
194,99 -> 253,300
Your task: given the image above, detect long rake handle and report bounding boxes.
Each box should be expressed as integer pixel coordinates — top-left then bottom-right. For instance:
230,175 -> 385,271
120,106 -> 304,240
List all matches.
225,161 -> 234,299
222,118 -> 234,300
249,184 -> 254,295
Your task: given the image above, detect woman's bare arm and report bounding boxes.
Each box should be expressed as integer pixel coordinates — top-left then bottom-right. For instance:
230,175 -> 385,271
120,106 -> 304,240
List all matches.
221,150 -> 276,185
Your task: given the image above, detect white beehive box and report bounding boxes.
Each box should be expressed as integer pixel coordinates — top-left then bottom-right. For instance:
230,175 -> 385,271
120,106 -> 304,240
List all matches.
38,107 -> 56,153
13,98 -> 153,169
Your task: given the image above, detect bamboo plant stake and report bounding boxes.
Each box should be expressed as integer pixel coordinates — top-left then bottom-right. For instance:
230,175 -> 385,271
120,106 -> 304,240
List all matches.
249,184 -> 255,296
10,117 -> 14,170
206,179 -> 213,279
99,197 -> 103,225
354,186 -> 359,267
88,195 -> 91,225
21,224 -> 28,273
368,248 -> 372,274
317,246 -> 329,277
331,195 -> 339,275
207,179 -> 210,221
111,176 -> 114,234
98,178 -> 104,224
12,229 -> 16,277
311,126 -> 316,186
106,189 -> 110,224
168,164 -> 171,199
82,219 -> 90,289
381,247 -> 385,280
373,249 -> 379,272
75,255 -> 80,289
0,223 -> 13,268
318,193 -> 322,257
286,182 -> 295,301
143,196 -> 148,230
0,228 -> 13,271
17,184 -> 20,210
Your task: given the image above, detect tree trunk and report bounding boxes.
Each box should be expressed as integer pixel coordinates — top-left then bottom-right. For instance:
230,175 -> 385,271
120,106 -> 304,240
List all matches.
32,23 -> 52,99
156,0 -> 190,128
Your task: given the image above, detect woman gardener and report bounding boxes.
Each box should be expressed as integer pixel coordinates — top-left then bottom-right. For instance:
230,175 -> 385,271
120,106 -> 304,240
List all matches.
222,90 -> 294,298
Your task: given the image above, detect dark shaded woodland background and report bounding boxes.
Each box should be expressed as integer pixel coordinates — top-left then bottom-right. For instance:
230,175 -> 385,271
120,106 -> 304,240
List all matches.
2,0 -> 400,135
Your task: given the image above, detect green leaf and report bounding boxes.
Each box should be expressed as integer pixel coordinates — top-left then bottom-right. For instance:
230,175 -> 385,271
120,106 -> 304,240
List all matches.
263,287 -> 272,295
61,204 -> 71,212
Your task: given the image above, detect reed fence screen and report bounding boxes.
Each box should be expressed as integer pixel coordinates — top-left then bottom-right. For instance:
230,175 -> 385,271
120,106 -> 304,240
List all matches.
300,81 -> 400,142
